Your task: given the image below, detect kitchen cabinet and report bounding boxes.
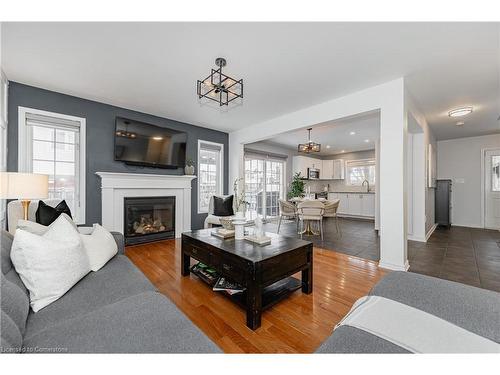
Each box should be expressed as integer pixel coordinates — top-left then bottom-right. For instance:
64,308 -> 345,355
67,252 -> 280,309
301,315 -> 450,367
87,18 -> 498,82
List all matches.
361,193 -> 375,217
332,159 -> 345,180
321,160 -> 334,179
292,156 -> 321,178
327,192 -> 375,218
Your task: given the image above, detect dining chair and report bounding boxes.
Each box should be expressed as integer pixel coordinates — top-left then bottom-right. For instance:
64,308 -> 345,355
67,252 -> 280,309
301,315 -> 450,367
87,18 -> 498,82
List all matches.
323,199 -> 341,237
297,200 -> 325,240
277,199 -> 298,234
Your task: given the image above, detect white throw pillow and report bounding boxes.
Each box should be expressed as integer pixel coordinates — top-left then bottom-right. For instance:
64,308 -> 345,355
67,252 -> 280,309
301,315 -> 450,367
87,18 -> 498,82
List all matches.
16,213 -> 78,235
10,215 -> 91,312
80,224 -> 118,271
16,219 -> 48,235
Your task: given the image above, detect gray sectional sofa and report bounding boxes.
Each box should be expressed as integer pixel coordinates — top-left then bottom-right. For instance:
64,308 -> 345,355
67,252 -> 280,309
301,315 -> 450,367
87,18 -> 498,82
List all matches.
1,229 -> 221,353
317,271 -> 500,353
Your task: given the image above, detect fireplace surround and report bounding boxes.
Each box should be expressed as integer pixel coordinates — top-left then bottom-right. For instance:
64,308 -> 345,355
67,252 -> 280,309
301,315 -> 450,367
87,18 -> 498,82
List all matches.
96,172 -> 196,239
124,196 -> 175,245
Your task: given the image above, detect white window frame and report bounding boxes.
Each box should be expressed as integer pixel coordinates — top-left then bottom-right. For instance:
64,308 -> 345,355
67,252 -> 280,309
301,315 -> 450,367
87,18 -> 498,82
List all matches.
345,158 -> 376,186
197,139 -> 224,214
18,106 -> 86,224
243,154 -> 286,220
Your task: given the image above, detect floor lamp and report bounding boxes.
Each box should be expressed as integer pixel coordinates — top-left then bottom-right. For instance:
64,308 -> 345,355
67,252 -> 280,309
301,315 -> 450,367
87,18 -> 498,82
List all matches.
0,172 -> 49,220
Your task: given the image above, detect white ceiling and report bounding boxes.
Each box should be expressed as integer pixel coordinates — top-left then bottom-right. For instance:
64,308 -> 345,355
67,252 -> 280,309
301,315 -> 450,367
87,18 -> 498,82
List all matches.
265,111 -> 380,155
2,22 -> 499,140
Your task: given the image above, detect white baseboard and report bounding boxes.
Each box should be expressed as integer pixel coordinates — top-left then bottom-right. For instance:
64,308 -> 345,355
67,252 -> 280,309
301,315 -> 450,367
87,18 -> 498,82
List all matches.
378,260 -> 410,271
425,223 -> 438,241
451,223 -> 483,229
407,234 -> 426,242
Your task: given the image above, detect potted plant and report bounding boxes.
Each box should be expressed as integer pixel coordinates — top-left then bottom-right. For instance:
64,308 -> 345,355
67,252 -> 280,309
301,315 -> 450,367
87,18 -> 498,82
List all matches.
287,172 -> 305,199
184,158 -> 195,175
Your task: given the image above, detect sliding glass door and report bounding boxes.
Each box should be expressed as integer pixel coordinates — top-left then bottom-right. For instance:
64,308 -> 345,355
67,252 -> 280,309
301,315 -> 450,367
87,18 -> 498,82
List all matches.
244,155 -> 285,221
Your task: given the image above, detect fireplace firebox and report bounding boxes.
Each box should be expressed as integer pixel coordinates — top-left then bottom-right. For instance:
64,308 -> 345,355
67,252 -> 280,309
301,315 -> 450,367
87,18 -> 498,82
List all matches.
124,196 -> 175,245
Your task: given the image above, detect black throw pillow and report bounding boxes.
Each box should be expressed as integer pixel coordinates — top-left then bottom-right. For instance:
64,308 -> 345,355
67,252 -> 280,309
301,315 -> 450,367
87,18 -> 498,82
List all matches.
213,195 -> 234,217
35,200 -> 73,226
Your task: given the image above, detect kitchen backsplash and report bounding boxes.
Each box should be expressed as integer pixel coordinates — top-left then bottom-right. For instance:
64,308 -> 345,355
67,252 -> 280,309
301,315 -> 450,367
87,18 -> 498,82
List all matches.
304,180 -> 374,193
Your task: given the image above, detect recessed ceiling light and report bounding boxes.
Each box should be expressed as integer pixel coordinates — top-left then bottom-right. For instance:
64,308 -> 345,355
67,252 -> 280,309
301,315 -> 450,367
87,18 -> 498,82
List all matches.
152,136 -> 163,141
349,131 -> 356,135
326,145 -> 331,149
448,107 -> 473,117
341,150 -> 345,153
364,139 -> 370,143
455,121 -> 465,126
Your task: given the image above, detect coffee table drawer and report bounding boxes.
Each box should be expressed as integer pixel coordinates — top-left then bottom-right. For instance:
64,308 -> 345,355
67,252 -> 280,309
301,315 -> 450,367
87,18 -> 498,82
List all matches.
261,250 -> 308,284
213,257 -> 246,285
185,243 -> 211,265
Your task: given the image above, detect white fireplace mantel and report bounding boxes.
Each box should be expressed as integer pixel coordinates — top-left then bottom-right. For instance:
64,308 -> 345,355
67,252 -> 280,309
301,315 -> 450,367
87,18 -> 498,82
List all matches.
96,172 -> 197,238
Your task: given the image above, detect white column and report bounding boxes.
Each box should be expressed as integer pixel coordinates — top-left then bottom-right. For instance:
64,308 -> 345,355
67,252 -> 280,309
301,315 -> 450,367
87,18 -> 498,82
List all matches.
378,81 -> 409,271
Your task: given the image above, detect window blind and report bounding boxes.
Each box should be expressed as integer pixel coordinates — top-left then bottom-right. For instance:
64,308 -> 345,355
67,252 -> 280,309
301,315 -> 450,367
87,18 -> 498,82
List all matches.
199,141 -> 223,152
244,148 -> 287,161
25,112 -> 81,131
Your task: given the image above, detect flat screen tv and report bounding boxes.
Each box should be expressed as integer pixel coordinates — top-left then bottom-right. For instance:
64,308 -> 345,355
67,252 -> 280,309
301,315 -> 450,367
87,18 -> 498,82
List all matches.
114,117 -> 187,169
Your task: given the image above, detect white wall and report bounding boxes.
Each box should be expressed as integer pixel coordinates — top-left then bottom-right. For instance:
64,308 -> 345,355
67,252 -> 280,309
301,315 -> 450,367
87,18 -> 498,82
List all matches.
437,134 -> 500,228
405,91 -> 437,240
0,22 -> 8,229
230,78 -> 409,271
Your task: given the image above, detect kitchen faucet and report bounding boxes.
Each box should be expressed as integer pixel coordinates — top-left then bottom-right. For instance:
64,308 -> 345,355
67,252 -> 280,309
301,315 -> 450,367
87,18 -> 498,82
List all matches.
362,179 -> 370,192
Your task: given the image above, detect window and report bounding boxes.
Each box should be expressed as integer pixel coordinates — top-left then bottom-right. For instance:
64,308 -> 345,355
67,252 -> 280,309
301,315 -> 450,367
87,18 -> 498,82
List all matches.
492,155 -> 500,192
18,107 -> 86,224
244,151 -> 286,220
346,159 -> 376,186
198,140 -> 223,213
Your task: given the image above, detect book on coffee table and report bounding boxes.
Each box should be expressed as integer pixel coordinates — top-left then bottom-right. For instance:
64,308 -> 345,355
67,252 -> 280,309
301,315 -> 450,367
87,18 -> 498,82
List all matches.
190,263 -> 220,285
213,277 -> 245,295
211,228 -> 235,239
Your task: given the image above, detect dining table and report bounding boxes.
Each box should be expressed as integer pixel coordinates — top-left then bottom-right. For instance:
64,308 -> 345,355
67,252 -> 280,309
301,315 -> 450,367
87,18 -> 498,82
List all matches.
288,197 -> 340,235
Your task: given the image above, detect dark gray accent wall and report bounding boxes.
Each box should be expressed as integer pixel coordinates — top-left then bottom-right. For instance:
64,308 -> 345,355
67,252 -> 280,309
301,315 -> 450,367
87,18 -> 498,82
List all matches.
7,82 -> 229,229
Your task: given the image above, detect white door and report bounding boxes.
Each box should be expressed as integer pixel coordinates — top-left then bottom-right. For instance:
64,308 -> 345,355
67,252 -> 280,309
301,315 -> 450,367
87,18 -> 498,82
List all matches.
485,149 -> 500,229
245,157 -> 285,220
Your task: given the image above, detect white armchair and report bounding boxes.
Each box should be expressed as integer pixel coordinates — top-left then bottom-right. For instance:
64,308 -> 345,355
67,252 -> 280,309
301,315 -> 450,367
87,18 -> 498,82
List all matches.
203,195 -> 237,229
7,199 -> 92,235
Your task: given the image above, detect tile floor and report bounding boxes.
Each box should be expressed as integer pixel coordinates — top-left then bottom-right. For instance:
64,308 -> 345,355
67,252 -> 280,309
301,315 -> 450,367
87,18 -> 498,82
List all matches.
408,226 -> 500,292
265,218 -> 500,292
263,217 -> 380,260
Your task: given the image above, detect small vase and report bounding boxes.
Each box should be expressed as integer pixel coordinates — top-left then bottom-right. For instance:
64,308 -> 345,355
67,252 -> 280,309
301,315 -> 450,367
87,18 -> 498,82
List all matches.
184,165 -> 195,175
234,222 -> 245,240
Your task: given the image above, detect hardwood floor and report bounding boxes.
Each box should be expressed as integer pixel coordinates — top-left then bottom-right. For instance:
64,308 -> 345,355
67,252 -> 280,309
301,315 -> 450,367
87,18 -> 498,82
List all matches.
126,239 -> 386,353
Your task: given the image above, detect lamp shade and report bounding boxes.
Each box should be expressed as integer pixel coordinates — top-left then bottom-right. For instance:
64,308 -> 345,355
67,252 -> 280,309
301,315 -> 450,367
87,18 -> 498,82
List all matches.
0,172 -> 49,200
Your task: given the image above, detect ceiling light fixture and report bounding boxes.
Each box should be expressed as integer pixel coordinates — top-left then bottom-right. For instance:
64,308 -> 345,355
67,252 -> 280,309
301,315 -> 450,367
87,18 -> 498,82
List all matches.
326,145 -> 331,149
456,121 -> 465,126
298,128 -> 321,154
341,150 -> 345,153
197,57 -> 243,106
448,107 -> 473,117
349,131 -> 356,135
152,136 -> 163,141
364,139 -> 370,143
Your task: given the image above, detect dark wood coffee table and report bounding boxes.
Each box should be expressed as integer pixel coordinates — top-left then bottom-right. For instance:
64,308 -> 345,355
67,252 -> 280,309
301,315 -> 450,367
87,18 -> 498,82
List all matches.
181,229 -> 313,330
